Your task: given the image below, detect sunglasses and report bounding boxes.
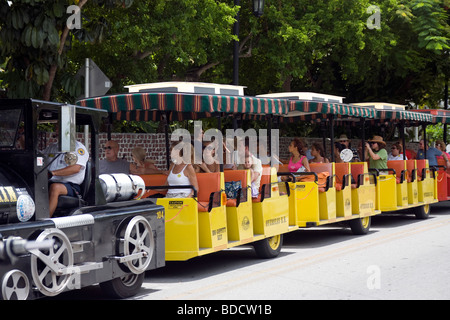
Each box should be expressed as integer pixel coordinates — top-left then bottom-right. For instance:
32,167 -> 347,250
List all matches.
104,146 -> 113,150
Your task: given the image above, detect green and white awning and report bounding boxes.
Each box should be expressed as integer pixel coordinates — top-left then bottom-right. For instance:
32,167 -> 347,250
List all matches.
76,92 -> 289,121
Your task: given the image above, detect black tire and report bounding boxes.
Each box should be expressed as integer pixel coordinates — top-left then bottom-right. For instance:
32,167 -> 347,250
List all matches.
100,273 -> 145,299
253,234 -> 283,259
414,204 -> 430,219
348,216 -> 371,235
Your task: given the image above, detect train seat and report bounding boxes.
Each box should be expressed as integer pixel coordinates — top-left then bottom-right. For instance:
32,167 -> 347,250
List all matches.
196,172 -> 222,212
140,174 -> 168,198
387,160 -> 407,184
252,166 -> 272,203
309,163 -> 333,192
406,160 -> 416,182
335,163 -> 350,191
224,170 -> 248,207
56,161 -> 92,210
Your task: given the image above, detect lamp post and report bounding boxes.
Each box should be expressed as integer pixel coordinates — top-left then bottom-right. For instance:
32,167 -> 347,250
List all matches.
232,0 -> 265,85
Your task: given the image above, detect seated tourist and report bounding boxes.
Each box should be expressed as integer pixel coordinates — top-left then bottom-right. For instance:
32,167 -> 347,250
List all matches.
165,142 -> 198,198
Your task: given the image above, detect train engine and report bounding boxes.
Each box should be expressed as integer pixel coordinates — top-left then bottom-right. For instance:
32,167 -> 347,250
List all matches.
0,99 -> 165,300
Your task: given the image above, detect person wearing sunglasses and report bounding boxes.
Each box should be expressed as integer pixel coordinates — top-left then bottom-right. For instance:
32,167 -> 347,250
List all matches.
99,140 -> 130,174
365,135 -> 388,173
388,142 -> 407,160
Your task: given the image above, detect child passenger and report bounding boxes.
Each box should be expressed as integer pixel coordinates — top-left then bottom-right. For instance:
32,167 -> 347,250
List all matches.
241,154 -> 262,198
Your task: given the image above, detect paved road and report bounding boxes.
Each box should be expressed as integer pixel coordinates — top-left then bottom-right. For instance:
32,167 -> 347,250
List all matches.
137,203 -> 450,300
54,203 -> 450,301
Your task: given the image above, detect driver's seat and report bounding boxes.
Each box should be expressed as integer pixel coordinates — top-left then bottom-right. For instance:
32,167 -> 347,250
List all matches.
56,161 -> 92,211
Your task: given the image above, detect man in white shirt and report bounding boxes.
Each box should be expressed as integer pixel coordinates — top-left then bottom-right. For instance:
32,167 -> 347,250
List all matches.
44,140 -> 89,217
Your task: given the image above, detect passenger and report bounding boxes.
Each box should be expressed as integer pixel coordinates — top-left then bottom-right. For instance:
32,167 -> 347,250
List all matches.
299,138 -> 313,161
165,142 -> 198,198
194,142 -> 220,173
99,140 -> 129,174
240,154 -> 262,198
130,146 -> 167,175
286,138 -> 310,172
398,139 -> 415,160
43,134 -> 89,217
337,134 -> 360,161
435,140 -> 450,161
333,142 -> 345,163
309,142 -> 329,164
417,139 -> 450,167
388,142 -> 407,160
365,136 -> 388,172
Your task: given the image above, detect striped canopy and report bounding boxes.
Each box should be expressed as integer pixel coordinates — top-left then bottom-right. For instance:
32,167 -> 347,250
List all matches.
76,92 -> 289,121
377,109 -> 434,123
285,100 -> 378,121
283,100 -> 435,124
407,109 -> 450,124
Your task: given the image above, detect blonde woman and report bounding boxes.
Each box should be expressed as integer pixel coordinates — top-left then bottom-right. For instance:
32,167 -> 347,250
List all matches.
130,146 -> 167,175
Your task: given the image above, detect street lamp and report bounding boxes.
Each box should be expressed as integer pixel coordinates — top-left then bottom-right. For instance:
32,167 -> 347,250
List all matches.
233,0 -> 265,85
252,0 -> 265,17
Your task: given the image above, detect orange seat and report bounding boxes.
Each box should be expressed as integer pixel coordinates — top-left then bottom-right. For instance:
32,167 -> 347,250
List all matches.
277,164 -> 290,172
252,166 -> 272,203
196,172 -> 221,212
335,163 -> 349,191
224,170 -> 248,207
140,174 -> 168,198
309,163 -> 333,192
416,159 -> 428,181
350,163 -> 365,188
406,160 -> 416,182
387,160 -> 406,184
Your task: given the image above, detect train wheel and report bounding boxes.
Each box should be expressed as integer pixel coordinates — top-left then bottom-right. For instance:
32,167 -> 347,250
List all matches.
100,273 -> 145,299
121,216 -> 154,274
253,234 -> 283,259
30,228 -> 74,297
414,204 -> 430,219
349,216 -> 371,235
1,270 -> 30,300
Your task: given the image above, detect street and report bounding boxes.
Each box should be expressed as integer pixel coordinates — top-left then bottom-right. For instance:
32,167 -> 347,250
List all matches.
139,203 -> 450,300
55,202 -> 450,301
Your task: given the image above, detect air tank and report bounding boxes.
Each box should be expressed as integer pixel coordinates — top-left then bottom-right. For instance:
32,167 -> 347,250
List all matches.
99,174 -> 146,203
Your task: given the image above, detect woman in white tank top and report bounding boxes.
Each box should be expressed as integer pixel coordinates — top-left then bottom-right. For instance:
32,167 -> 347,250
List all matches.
165,142 -> 198,198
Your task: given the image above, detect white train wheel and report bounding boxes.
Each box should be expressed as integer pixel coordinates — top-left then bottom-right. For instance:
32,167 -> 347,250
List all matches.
1,270 -> 30,300
30,229 -> 74,297
122,216 -> 154,274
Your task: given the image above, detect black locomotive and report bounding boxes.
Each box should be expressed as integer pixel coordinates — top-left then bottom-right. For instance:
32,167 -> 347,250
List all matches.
0,99 -> 165,300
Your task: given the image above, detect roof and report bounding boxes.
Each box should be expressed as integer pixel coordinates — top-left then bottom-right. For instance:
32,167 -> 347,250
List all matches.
125,81 -> 246,96
76,92 -> 289,121
408,109 -> 450,124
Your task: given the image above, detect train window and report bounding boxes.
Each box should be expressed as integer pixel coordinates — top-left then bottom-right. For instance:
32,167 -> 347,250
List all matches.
0,108 -> 23,149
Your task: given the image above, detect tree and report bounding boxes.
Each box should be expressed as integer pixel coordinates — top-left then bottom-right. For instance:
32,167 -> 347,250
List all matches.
0,0 -> 133,101
68,0 -> 238,94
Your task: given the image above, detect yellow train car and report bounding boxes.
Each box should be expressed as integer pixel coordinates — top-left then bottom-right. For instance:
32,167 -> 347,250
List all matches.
76,83 -> 442,266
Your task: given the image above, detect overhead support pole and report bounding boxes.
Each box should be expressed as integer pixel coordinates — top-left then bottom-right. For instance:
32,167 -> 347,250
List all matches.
329,114 -> 335,163
361,118 -> 366,162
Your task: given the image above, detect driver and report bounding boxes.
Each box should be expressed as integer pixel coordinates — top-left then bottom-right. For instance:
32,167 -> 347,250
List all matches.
43,136 -> 89,217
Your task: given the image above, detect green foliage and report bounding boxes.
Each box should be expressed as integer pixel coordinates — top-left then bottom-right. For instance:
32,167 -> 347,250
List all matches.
0,0 -> 448,127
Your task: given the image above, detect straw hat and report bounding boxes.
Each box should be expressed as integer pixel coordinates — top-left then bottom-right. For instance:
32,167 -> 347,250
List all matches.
337,134 -> 349,141
368,135 -> 386,147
